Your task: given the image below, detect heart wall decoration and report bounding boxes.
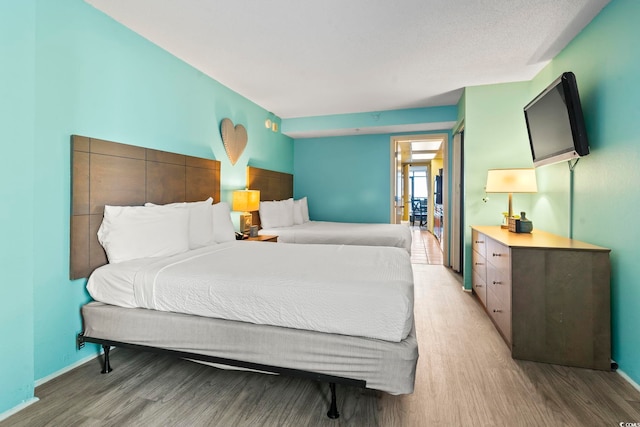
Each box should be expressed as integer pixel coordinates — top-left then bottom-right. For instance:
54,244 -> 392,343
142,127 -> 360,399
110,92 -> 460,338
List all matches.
220,118 -> 248,166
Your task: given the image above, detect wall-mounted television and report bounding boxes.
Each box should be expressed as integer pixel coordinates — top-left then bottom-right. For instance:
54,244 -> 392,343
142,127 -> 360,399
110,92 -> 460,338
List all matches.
524,71 -> 589,168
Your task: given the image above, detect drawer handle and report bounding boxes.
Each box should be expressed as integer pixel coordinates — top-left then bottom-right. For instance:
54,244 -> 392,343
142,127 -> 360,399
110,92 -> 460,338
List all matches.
492,281 -> 501,285
492,253 -> 502,257
474,262 -> 484,266
474,240 -> 484,244
476,284 -> 483,287
492,309 -> 503,313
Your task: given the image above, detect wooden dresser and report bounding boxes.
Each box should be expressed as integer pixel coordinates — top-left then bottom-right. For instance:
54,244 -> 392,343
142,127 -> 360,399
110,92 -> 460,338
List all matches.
471,226 -> 611,370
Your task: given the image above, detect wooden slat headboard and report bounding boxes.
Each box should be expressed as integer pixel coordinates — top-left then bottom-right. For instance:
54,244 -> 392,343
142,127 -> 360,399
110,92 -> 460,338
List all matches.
246,166 -> 293,228
70,135 -> 221,279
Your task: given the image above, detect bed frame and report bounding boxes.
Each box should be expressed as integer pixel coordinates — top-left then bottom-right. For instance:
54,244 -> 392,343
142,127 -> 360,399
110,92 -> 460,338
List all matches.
77,334 -> 360,419
72,137 -> 365,419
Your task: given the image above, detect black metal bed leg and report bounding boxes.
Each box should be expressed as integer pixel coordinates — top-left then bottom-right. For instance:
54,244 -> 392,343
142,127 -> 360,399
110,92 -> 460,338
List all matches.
101,345 -> 113,374
326,382 -> 340,419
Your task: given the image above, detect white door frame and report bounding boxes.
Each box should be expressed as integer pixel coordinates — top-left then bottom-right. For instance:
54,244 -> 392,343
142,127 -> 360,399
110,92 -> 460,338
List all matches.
450,131 -> 463,272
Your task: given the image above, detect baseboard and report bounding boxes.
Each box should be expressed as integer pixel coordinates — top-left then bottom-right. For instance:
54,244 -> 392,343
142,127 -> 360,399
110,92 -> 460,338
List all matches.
0,350 -> 107,422
0,398 -> 39,422
35,351 -> 103,387
618,368 -> 640,393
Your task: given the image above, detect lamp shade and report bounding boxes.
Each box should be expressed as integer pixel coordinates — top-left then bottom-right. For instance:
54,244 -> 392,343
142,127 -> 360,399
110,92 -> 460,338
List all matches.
485,169 -> 537,193
232,189 -> 260,212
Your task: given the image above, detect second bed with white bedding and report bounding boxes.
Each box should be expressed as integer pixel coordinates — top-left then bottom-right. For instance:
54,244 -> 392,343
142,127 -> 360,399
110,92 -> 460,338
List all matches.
87,241 -> 414,342
259,221 -> 413,254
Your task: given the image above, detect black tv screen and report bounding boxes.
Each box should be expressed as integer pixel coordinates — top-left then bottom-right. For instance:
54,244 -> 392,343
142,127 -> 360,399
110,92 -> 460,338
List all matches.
524,72 -> 589,167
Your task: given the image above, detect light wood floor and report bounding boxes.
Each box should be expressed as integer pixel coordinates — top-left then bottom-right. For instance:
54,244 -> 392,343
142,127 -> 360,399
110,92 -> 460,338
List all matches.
410,227 -> 443,265
4,264 -> 640,426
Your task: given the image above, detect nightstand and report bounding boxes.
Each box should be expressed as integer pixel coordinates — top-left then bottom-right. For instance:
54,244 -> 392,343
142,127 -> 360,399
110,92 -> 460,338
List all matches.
245,235 -> 278,243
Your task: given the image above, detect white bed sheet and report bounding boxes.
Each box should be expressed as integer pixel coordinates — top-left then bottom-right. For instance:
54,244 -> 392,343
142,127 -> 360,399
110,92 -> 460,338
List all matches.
87,241 -> 414,342
259,221 -> 412,253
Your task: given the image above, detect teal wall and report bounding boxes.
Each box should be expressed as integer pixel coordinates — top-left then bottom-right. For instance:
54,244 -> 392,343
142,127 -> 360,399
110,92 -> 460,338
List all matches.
0,0 -> 36,411
291,104 -> 458,224
529,0 -> 640,385
462,0 -> 640,386
1,0 -> 292,415
294,130 -> 453,223
294,134 -> 391,223
463,81 -> 536,288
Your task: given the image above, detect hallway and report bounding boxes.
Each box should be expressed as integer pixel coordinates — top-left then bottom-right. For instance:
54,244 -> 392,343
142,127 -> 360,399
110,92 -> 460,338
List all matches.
409,227 -> 443,265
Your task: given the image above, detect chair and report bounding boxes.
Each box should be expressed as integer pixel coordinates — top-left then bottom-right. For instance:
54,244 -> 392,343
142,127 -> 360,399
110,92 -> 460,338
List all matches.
411,198 -> 427,226
418,198 -> 427,226
410,199 -> 420,225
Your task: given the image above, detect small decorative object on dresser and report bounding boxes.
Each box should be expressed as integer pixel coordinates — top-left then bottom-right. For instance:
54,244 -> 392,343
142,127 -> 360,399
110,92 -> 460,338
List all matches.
471,225 -> 611,370
508,211 -> 533,233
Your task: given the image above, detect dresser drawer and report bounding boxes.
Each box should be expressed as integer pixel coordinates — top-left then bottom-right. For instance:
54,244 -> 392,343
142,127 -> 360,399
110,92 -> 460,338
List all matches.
472,269 -> 487,307
472,230 -> 486,258
487,262 -> 511,306
472,249 -> 487,281
486,238 -> 510,271
487,286 -> 512,345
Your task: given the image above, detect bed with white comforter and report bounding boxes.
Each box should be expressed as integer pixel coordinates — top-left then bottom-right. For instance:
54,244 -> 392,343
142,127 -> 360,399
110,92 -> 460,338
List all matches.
87,241 -> 414,342
84,240 -> 418,395
259,221 -> 413,254
257,197 -> 412,253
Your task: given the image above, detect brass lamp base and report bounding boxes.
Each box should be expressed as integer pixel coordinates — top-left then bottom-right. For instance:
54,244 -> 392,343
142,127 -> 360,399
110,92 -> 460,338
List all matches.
239,213 -> 252,234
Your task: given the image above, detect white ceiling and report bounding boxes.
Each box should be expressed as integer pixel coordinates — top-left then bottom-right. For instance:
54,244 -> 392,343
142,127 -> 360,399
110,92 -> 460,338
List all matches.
84,0 -> 610,122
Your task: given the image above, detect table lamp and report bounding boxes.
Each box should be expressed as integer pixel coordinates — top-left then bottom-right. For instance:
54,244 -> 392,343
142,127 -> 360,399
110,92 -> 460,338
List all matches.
485,168 -> 537,228
232,189 -> 260,233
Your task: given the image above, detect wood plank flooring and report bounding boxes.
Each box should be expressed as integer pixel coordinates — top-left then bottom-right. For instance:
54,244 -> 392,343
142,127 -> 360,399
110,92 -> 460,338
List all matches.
410,227 -> 443,265
3,264 -> 640,426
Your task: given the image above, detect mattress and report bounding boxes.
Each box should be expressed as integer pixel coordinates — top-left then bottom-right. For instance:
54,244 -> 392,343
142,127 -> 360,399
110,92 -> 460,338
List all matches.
81,301 -> 419,395
259,221 -> 412,253
87,241 -> 414,342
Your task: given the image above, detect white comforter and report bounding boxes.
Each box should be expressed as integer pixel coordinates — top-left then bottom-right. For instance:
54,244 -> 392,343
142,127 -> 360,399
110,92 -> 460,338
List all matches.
87,241 -> 414,342
259,221 -> 412,253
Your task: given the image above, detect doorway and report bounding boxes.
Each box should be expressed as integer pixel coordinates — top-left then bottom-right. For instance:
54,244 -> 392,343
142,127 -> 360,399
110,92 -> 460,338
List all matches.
391,133 -> 448,239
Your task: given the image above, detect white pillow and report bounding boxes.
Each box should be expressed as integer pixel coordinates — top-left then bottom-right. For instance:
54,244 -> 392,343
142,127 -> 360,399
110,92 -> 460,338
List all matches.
293,199 -> 304,225
259,200 -> 278,229
97,205 -> 190,264
259,198 -> 294,228
280,198 -> 294,227
212,202 -> 236,243
300,196 -> 310,222
145,198 -> 214,249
